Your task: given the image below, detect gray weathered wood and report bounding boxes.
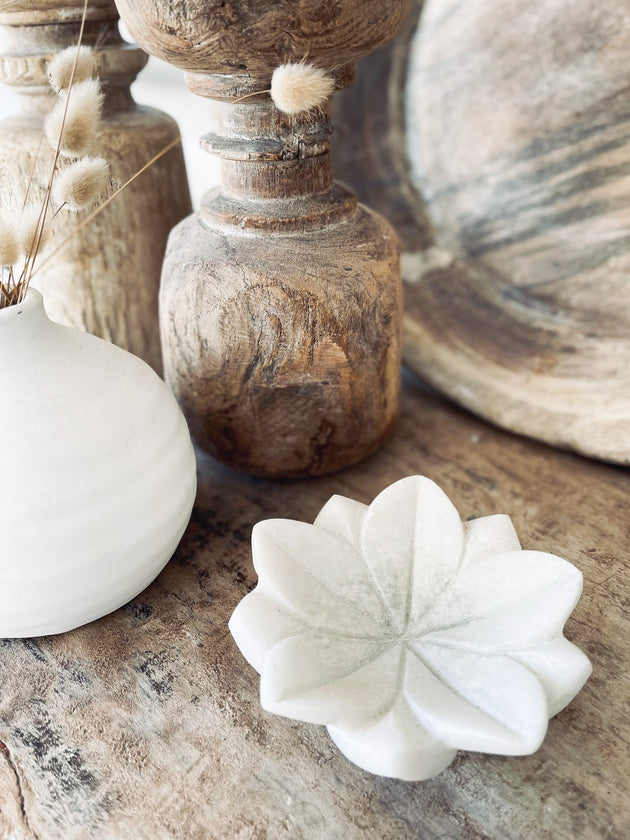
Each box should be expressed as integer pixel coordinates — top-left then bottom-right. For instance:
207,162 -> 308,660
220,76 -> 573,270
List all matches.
334,0 -> 630,465
0,376 -> 628,839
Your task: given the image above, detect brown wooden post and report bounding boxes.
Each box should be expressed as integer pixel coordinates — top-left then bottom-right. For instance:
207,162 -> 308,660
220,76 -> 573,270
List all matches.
0,0 -> 192,373
115,0 -> 407,477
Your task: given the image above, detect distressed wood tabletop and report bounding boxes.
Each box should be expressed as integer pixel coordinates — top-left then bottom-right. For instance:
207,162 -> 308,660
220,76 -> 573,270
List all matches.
0,373 -> 628,840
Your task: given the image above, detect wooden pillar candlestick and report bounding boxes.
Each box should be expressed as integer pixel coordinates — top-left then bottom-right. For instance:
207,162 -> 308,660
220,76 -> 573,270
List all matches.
0,0 -> 191,373
114,0 -> 407,477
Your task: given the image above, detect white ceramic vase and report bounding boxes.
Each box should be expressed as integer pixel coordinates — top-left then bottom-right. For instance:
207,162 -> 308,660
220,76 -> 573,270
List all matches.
0,290 -> 197,637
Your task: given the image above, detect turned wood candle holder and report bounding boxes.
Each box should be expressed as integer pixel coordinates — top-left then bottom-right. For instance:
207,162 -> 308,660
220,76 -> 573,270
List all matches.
115,0 -> 407,477
0,0 -> 191,372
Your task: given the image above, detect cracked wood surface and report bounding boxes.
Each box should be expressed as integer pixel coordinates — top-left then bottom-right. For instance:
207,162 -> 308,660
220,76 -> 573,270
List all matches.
0,376 -> 628,839
115,0 -> 404,479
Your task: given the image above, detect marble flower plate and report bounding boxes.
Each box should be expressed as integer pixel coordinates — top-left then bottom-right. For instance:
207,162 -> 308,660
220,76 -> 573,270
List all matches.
229,476 -> 591,781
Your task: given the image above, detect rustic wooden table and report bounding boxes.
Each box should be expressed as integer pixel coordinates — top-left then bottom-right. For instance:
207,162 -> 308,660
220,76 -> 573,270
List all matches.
0,371 -> 628,840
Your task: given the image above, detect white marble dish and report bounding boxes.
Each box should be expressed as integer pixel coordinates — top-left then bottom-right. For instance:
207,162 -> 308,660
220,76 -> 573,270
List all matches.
229,476 -> 592,781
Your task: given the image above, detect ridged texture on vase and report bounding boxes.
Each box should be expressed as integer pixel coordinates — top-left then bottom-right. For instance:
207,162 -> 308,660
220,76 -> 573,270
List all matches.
0,290 -> 197,637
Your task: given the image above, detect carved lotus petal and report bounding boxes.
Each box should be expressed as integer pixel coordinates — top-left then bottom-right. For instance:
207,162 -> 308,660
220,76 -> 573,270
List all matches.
229,476 -> 591,781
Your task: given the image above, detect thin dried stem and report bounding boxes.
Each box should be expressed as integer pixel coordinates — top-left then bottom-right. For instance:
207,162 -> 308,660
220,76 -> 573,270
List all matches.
20,0 -> 89,299
21,133 -> 44,211
232,89 -> 272,104
32,137 -> 182,277
51,202 -> 67,220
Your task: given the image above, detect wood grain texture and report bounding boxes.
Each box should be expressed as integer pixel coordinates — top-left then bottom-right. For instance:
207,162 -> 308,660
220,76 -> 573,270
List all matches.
0,0 -> 115,25
0,377 -> 627,839
0,1 -> 192,373
160,103 -> 401,477
114,0 -> 407,92
161,197 -> 402,478
119,0 -> 408,477
333,0 -> 630,464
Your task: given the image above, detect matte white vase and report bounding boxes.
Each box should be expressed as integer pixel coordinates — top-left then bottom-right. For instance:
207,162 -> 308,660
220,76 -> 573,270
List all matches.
0,289 -> 197,637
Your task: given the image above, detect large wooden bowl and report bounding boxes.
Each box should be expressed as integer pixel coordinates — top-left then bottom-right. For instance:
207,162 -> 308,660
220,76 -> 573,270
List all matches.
334,0 -> 630,464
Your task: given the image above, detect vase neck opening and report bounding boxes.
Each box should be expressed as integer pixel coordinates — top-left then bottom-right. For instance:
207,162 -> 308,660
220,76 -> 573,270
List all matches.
0,287 -> 49,340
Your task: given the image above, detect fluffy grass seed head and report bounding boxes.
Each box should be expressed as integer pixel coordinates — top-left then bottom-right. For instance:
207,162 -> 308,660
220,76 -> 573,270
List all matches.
18,204 -> 52,258
0,214 -> 20,266
47,45 -> 96,93
45,78 -> 104,158
52,156 -> 110,211
270,63 -> 335,115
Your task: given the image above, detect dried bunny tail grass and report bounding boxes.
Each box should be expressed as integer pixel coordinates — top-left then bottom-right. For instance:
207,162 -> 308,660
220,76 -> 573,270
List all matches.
33,136 -> 181,279
270,63 -> 335,114
44,79 -> 104,158
0,214 -> 20,266
52,156 -> 110,211
47,45 -> 96,93
18,204 -> 52,257
2,171 -> 28,207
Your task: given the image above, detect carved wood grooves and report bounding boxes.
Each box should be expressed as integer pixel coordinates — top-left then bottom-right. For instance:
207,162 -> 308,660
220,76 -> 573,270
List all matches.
333,0 -> 630,465
115,0 -> 406,89
160,100 -> 402,478
0,0 -> 191,372
115,0 -> 406,477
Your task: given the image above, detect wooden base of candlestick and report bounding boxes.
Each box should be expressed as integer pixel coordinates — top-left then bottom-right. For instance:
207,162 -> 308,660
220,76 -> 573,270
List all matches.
117,0 -> 405,477
160,106 -> 401,477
